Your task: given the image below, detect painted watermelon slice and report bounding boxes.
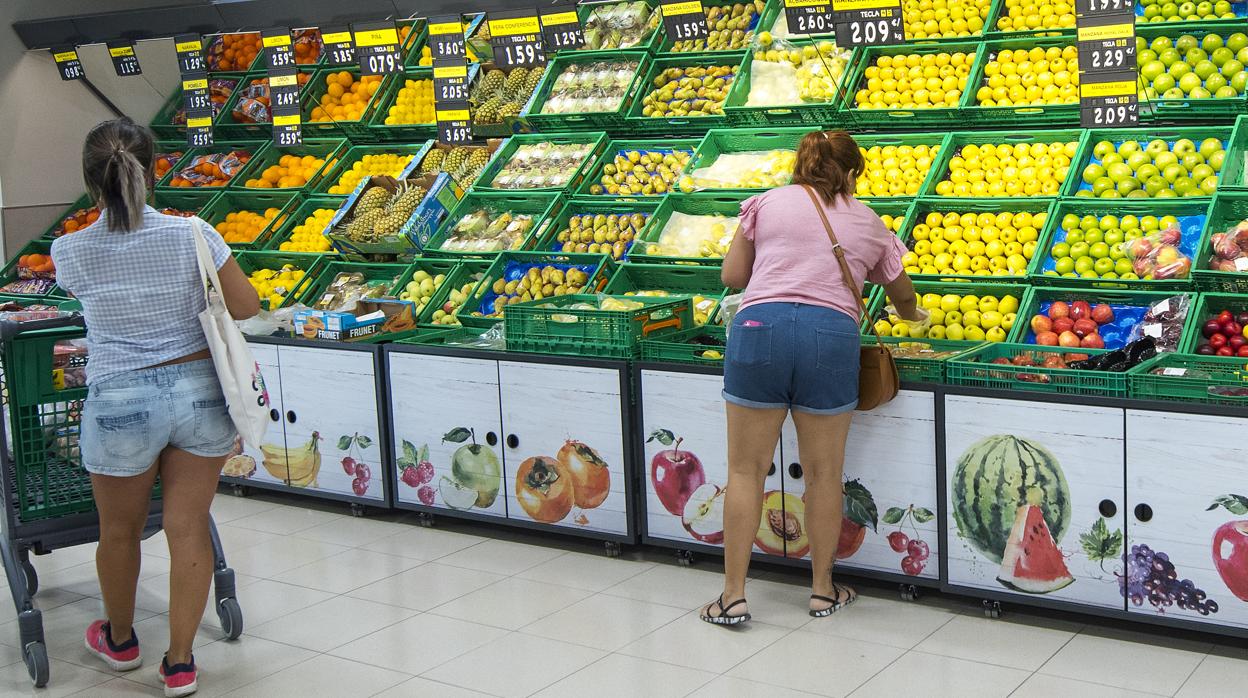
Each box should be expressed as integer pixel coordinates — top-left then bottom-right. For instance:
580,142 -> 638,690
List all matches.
996,504 -> 1075,594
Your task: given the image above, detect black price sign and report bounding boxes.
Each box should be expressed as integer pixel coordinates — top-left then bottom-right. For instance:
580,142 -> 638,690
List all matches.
1077,14 -> 1136,73
268,69 -> 302,112
660,1 -> 710,42
433,60 -> 471,102
1080,71 -> 1139,127
429,15 -> 467,60
436,103 -> 473,145
785,0 -> 834,35
832,0 -> 905,46
353,20 -> 403,75
182,75 -> 211,113
321,26 -> 356,64
539,8 -> 585,51
263,28 -> 296,72
488,10 -> 546,68
52,47 -> 83,81
272,108 -> 303,146
108,41 -> 142,76
174,34 -> 205,74
186,110 -> 214,147
1076,0 -> 1135,15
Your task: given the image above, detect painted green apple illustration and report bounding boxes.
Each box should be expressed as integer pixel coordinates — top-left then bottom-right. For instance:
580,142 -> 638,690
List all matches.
445,427 -> 501,508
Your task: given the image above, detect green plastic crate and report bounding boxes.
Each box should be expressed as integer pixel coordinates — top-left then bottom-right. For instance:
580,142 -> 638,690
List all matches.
852,132 -> 955,199
1015,286 -> 1196,350
603,261 -> 730,324
898,196 -> 1056,283
961,37 -> 1085,127
458,251 -> 615,329
470,131 -> 608,193
523,50 -> 651,133
1223,114 -> 1248,190
398,17 -> 431,66
152,190 -> 222,218
682,127 -> 804,193
198,190 -> 301,250
201,32 -> 267,73
0,240 -> 62,298
1129,352 -> 1248,406
574,0 -> 665,54
573,137 -> 703,199
841,42 -> 985,129
1030,198 -> 1210,291
228,137 -> 348,192
1131,11 -> 1248,39
946,342 -> 1129,397
927,128 -> 1088,198
639,325 -> 727,365
1135,23 -> 1248,123
212,69 -> 319,140
878,336 -> 986,383
301,67 -> 394,141
1193,192 -> 1248,293
394,325 -> 495,346
655,0 -> 780,55
154,141 -> 266,191
149,75 -> 244,139
38,194 -> 95,240
423,190 -> 564,260
628,192 -> 750,266
1176,292 -> 1248,353
1069,125 -> 1235,198
367,66 -> 475,142
859,197 -> 918,243
294,260 -> 412,310
233,250 -> 327,310
390,258 -> 460,317
504,293 -> 694,358
533,197 -> 660,262
402,260 -> 492,327
983,0 -> 1075,39
263,195 -> 344,253
867,280 -> 1031,344
624,53 -> 750,134
315,142 -> 433,195
723,40 -> 855,128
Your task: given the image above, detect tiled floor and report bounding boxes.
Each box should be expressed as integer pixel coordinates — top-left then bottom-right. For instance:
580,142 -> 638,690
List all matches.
2,491 -> 1245,697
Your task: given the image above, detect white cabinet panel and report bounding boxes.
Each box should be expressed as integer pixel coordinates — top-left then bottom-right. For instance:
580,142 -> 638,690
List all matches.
498,361 -> 628,535
234,342 -> 287,488
944,395 -> 1125,610
389,353 -> 506,518
1126,410 -> 1248,630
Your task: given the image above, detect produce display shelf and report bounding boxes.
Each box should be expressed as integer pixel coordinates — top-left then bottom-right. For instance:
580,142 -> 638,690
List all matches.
603,261 -> 730,324
841,41 -> 986,129
899,196 -> 1057,285
533,197 -> 662,262
722,39 -> 855,128
900,0 -> 995,45
152,190 -> 222,218
422,190 -> 564,260
315,142 -> 434,196
228,137 -> 348,193
367,66 -> 474,142
301,67 -> 395,142
981,0 -> 1075,40
629,191 -> 751,266
408,259 -> 491,327
1132,6 -> 1248,31
470,131 -> 608,194
38,194 -> 96,241
1129,352 -> 1248,405
1222,114 -> 1248,190
504,293 -> 694,358
458,251 -> 615,330
197,190 -> 301,251
0,240 -> 63,299
859,198 -> 919,246
653,0 -> 780,56
1193,191 -> 1248,294
398,17 -> 431,67
1177,292 -> 1248,354
573,0 -> 664,56
1134,22 -> 1248,124
265,195 -> 346,253
523,50 -> 652,134
927,127 -> 1089,199
573,137 -> 703,199
961,36 -> 1082,128
865,279 -> 1032,345
1067,125 -> 1236,198
233,250 -> 327,310
682,127 -> 805,193
623,52 -> 750,135
945,342 -> 1129,397
210,70 -> 312,140
1014,286 -> 1197,350
154,140 -> 266,192
876,336 -> 987,383
293,260 -> 413,309
850,131 -> 954,200
148,75 -> 244,139
468,61 -> 541,138
638,324 -> 726,365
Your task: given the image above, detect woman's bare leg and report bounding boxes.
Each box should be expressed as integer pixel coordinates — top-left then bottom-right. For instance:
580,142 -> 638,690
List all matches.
791,410 -> 856,611
91,465 -> 160,645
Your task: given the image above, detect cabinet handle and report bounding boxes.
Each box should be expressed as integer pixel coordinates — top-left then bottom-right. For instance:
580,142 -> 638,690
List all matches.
506,434 -> 519,449
286,410 -> 296,424
269,409 -> 280,422
486,432 -> 498,446
788,463 -> 803,479
1098,499 -> 1117,518
767,463 -> 776,477
1134,503 -> 1153,523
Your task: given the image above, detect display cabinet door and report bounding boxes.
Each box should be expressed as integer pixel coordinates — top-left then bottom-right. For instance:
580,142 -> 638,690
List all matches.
780,391 -> 940,580
1125,410 -> 1248,630
639,370 -> 782,555
275,345 -> 384,501
231,342 -> 287,487
388,353 -> 507,518
943,395 -> 1126,610
498,361 -> 628,536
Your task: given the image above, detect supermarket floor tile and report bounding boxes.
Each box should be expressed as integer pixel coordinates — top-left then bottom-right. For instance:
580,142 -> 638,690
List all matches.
1037,627 -> 1212,695
421,632 -> 605,698
435,538 -> 568,576
245,595 -> 417,652
532,653 -> 715,698
515,551 -> 655,592
800,595 -> 958,649
728,629 -> 904,696
429,576 -> 593,631
329,613 -> 508,675
520,593 -> 688,652
346,561 -> 505,612
913,612 -> 1081,671
269,547 -> 420,594
1011,673 -> 1167,697
848,651 -> 1030,697
223,652 -> 410,697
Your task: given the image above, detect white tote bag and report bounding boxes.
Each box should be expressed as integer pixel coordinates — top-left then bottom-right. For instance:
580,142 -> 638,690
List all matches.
191,219 -> 271,448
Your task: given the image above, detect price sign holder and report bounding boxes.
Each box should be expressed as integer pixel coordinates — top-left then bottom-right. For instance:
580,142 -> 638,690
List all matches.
263,27 -> 296,72
660,1 -> 710,43
107,40 -> 142,76
182,73 -> 211,113
186,109 -> 214,147
1077,0 -> 1138,127
321,25 -> 356,65
353,20 -> 403,75
272,107 -> 303,146
1076,12 -> 1136,73
436,102 -> 473,145
433,58 -> 471,102
539,7 -> 585,51
488,9 -> 546,68
429,15 -> 467,61
268,67 -> 302,113
174,34 -> 205,74
831,0 -> 905,46
1079,70 -> 1139,127
52,47 -> 84,81
1075,0 -> 1135,15
784,0 -> 834,36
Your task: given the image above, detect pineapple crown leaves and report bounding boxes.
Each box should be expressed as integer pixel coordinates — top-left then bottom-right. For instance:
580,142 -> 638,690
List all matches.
843,478 -> 878,532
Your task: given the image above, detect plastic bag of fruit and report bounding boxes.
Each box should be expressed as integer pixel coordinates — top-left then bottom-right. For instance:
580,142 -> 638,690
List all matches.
1124,227 -> 1194,280
685,150 -> 796,190
168,150 -> 251,187
650,212 -> 739,258
746,33 -> 848,107
232,78 -> 272,123
1207,218 -> 1248,273
1129,295 -> 1190,353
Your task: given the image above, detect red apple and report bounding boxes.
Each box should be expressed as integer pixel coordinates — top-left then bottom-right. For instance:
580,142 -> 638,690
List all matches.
1073,318 -> 1098,338
1226,321 -> 1243,338
1129,238 -> 1154,259
1091,303 -> 1114,325
1053,317 -> 1075,335
990,357 -> 1012,365
1239,346 -> 1248,358
1236,312 -> 1248,328
1212,520 -> 1248,602
1036,331 -> 1059,346
1216,310 -> 1234,326
1065,353 -> 1090,362
1217,346 -> 1235,356
1058,331 -> 1081,348
1230,335 -> 1246,351
1030,315 -> 1053,334
1204,319 -> 1225,338
1158,228 -> 1182,246
1210,333 -> 1228,349
1048,301 -> 1070,320
1080,333 -> 1105,349
1070,301 -> 1092,322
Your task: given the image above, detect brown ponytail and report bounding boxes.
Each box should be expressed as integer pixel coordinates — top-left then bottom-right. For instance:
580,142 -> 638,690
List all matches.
791,130 -> 864,206
82,118 -> 155,232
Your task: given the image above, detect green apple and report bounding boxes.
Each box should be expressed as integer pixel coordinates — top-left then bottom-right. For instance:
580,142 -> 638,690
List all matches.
451,443 -> 502,507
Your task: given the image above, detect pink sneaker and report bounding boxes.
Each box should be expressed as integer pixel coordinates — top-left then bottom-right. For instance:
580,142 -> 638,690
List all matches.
159,656 -> 198,697
84,620 -> 141,671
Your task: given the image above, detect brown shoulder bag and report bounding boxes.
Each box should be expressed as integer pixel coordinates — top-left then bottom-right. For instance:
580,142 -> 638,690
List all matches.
801,184 -> 899,410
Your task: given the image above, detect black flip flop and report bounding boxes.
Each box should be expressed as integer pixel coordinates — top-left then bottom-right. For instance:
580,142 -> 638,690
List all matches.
809,582 -> 857,618
700,595 -> 751,626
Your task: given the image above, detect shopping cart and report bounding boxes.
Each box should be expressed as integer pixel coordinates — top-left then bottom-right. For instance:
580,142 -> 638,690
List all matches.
0,312 -> 243,687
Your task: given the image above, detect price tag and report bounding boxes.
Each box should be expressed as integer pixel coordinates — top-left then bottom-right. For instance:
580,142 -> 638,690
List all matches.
1077,14 -> 1136,73
263,28 -> 296,72
429,15 -> 467,61
268,69 -> 302,112
1235,258 -> 1248,272
539,8 -> 585,51
488,10 -> 546,68
174,34 -> 205,74
660,1 -> 710,43
436,102 -> 473,145
433,59 -> 471,102
353,20 -> 403,75
52,47 -> 83,81
107,41 -> 142,76
182,74 -> 211,113
272,108 -> 302,146
1079,71 -> 1139,127
831,0 -> 905,46
321,26 -> 356,64
1075,0 -> 1135,15
784,0 -> 834,35
186,110 -> 214,147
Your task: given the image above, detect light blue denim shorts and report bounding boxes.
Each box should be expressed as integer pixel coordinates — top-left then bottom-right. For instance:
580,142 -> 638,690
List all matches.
81,359 -> 238,477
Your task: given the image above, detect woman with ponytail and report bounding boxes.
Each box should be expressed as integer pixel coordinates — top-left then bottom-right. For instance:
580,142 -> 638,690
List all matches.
50,118 -> 258,697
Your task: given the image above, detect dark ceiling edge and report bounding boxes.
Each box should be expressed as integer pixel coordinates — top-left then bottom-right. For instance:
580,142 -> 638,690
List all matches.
12,0 -> 587,51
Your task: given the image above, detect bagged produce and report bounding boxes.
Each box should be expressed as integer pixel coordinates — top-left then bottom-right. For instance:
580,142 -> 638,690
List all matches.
1124,227 -> 1193,280
745,36 -> 850,107
1207,217 -> 1248,273
684,149 -> 795,190
1129,295 -> 1190,353
581,1 -> 659,50
647,212 -> 739,258
541,60 -> 639,115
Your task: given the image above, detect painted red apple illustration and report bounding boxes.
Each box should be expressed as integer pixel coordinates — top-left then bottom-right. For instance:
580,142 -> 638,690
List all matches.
682,483 -> 726,544
1209,494 -> 1248,601
648,429 -> 706,516
836,479 -> 879,560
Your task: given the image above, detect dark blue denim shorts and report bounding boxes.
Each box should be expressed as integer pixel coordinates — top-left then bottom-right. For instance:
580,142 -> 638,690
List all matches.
722,302 -> 861,415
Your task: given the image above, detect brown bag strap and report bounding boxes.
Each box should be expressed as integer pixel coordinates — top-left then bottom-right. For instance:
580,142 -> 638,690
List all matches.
801,184 -> 884,347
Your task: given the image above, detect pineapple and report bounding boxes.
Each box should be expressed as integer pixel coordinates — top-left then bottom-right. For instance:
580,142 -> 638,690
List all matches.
345,208 -> 385,242
391,184 -> 425,219
475,96 -> 503,124
444,147 -> 469,177
356,186 -> 390,213
503,67 -> 528,96
523,65 -> 544,93
480,69 -> 505,96
420,149 -> 446,174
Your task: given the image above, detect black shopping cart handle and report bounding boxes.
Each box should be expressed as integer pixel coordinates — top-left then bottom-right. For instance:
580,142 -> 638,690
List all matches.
0,315 -> 86,342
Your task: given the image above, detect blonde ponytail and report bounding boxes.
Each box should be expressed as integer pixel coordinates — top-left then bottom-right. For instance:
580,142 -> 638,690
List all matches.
83,118 -> 155,232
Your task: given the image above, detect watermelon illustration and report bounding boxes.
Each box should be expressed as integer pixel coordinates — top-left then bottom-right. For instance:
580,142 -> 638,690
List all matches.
997,504 -> 1074,594
952,434 -> 1071,564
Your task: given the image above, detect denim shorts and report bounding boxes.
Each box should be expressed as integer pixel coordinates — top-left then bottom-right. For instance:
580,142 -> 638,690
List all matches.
722,302 -> 861,415
81,359 -> 238,477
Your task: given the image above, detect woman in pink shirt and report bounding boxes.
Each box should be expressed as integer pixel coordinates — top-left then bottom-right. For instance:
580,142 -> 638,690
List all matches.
702,131 -> 924,626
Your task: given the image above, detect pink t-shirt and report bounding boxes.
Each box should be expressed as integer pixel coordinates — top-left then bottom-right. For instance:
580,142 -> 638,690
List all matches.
738,185 -> 906,321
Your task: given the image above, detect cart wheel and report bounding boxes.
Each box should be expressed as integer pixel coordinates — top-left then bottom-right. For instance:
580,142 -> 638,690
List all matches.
604,541 -> 621,559
899,584 -> 919,602
217,598 -> 243,640
21,560 -> 37,597
24,642 -> 48,687
982,599 -> 1002,619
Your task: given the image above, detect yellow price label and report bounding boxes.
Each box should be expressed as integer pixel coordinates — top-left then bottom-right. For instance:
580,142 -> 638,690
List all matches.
322,31 -> 352,44
354,27 -> 399,47
832,0 -> 900,10
784,0 -> 831,7
273,113 -> 301,126
540,11 -> 579,25
429,21 -> 463,35
54,50 -> 78,62
661,1 -> 705,16
182,78 -> 208,91
262,34 -> 292,48
175,40 -> 202,53
1080,80 -> 1136,98
433,64 -> 468,79
108,45 -> 135,58
437,109 -> 471,122
268,73 -> 298,87
1077,23 -> 1133,42
489,16 -> 541,37
187,116 -> 212,128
